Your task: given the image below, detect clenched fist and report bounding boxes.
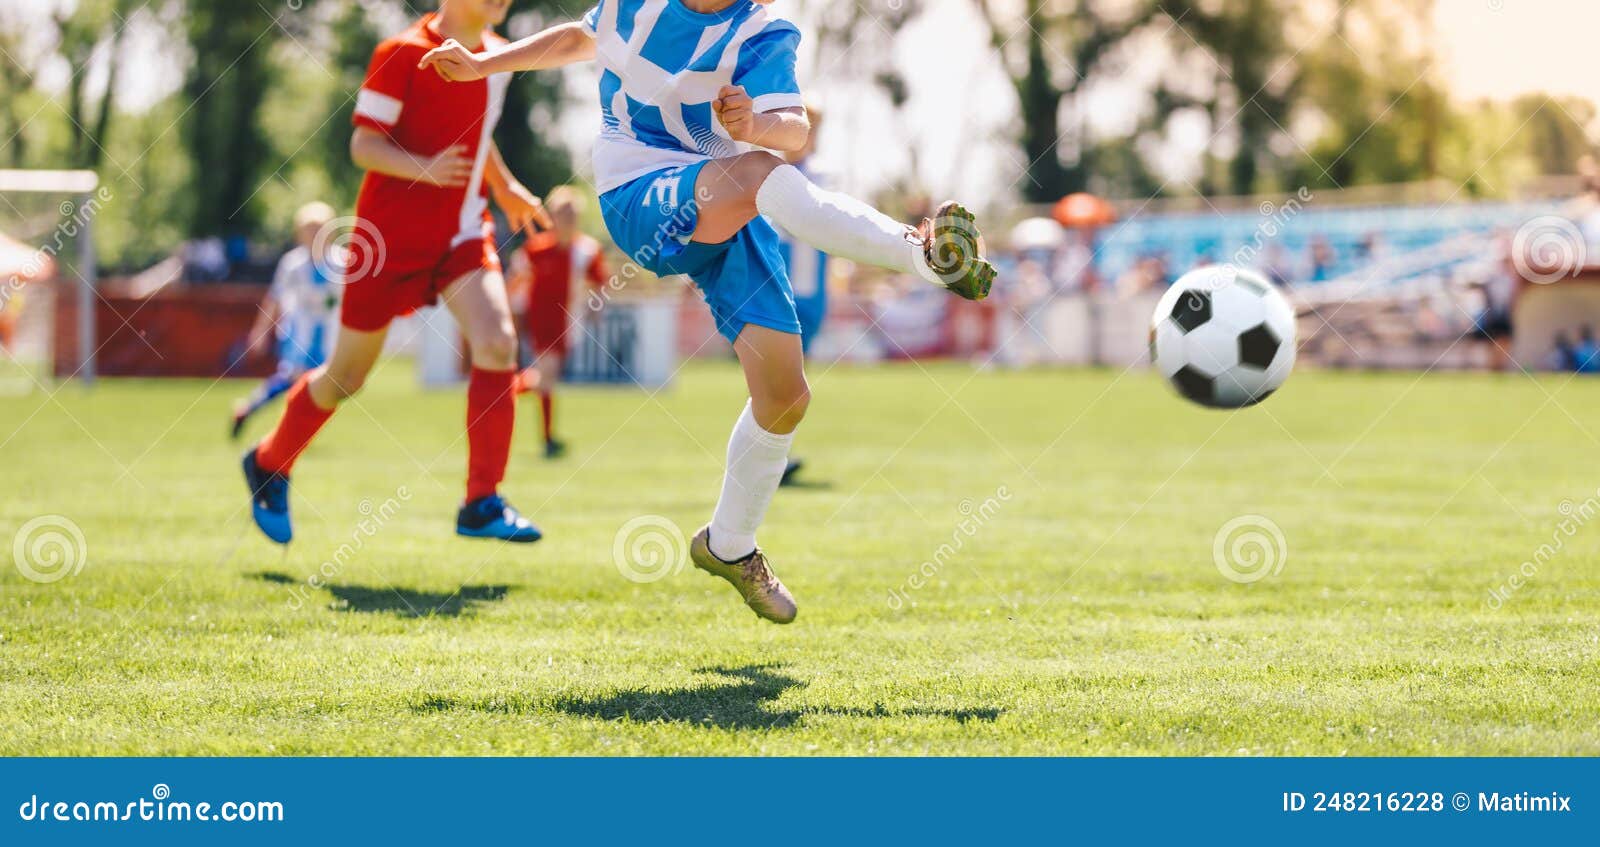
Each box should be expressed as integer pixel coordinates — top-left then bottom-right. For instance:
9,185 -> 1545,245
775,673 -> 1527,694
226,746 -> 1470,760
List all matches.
713,85 -> 758,144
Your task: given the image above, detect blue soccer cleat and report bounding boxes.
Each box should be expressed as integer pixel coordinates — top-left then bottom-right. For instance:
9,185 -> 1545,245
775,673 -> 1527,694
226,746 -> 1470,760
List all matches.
456,494 -> 542,543
242,447 -> 293,544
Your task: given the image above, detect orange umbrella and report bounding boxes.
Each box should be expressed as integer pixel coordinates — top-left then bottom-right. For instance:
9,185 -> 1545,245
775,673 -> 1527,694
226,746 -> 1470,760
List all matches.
1052,192 -> 1116,229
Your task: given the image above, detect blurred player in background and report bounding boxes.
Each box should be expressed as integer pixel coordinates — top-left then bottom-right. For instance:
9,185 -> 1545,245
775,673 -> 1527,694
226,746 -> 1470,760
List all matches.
231,202 -> 341,440
241,0 -> 552,546
508,185 -> 608,459
772,102 -> 826,487
421,0 -> 995,624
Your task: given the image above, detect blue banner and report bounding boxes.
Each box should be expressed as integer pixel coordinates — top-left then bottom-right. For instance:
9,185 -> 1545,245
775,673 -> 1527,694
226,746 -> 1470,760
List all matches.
2,758 -> 1592,844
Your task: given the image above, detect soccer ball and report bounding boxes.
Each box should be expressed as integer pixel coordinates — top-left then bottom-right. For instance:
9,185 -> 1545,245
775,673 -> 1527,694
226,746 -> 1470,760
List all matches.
1150,266 -> 1295,408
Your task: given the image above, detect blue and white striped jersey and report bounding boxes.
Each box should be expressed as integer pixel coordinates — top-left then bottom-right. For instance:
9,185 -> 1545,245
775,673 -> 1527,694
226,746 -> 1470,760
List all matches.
582,0 -> 803,193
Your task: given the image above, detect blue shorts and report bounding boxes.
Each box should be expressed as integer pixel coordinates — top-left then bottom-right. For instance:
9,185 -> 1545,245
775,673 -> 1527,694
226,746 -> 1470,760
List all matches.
599,161 -> 800,344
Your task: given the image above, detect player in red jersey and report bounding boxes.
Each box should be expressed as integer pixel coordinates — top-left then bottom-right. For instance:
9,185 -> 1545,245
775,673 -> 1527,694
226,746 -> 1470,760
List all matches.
242,0 -> 551,545
507,186 -> 608,459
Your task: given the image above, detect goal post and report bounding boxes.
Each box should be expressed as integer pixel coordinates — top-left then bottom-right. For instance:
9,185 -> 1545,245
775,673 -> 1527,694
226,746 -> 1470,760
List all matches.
0,169 -> 101,387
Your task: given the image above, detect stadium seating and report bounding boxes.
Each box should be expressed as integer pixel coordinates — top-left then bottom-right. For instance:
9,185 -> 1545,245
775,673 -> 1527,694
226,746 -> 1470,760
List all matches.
1093,198 -> 1566,289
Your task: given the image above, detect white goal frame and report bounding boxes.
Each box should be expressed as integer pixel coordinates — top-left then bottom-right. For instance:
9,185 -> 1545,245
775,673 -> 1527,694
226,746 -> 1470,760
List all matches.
0,169 -> 101,384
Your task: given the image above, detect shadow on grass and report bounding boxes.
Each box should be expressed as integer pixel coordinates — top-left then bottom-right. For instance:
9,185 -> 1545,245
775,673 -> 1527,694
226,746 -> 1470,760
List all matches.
249,571 -> 510,618
414,664 -> 1002,730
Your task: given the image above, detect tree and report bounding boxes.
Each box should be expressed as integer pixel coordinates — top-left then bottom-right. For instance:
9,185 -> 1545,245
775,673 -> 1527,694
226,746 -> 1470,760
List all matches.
971,0 -> 1160,201
1158,0 -> 1296,196
317,1 -> 384,202
181,0 -> 278,237
53,0 -> 144,169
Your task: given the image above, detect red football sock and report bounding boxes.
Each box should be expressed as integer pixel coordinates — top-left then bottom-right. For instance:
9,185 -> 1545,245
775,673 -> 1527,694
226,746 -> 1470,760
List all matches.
539,390 -> 554,444
256,373 -> 335,475
466,366 -> 517,501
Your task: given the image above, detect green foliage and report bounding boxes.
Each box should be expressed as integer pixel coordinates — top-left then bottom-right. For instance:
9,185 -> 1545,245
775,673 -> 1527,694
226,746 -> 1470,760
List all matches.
181,1 -> 279,237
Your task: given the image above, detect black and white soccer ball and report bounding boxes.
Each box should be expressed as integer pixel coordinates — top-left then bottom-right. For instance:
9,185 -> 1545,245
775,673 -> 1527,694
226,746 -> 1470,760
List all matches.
1150,266 -> 1295,409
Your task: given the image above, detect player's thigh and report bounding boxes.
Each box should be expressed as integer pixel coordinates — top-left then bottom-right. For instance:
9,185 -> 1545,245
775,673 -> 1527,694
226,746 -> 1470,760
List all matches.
441,268 -> 517,364
691,151 -> 785,245
733,324 -> 809,432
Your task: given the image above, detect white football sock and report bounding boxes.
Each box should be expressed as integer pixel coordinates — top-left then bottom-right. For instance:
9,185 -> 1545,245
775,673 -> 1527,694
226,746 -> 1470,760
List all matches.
708,400 -> 795,562
755,164 -> 941,285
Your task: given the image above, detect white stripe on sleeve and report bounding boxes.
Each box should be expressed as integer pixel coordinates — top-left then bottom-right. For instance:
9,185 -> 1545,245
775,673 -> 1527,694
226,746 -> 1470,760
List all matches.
355,89 -> 403,126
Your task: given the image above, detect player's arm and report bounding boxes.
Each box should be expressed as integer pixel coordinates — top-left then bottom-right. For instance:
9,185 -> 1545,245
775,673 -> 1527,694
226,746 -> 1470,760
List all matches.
484,143 -> 552,235
506,250 -> 532,317
245,281 -> 283,356
578,248 -> 610,322
350,127 -> 474,188
418,22 -> 595,81
714,88 -> 809,153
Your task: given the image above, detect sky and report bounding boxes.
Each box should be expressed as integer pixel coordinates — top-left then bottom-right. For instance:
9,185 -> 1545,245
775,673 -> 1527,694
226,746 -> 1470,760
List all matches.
1433,0 -> 1600,106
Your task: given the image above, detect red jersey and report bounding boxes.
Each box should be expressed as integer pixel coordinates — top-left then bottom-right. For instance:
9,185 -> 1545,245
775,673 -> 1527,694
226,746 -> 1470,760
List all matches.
524,232 -> 608,314
522,232 -> 609,355
352,14 -> 509,254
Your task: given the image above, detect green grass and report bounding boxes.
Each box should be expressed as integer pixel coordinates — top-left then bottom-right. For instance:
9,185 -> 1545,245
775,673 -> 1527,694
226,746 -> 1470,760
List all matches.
2,359 -> 1598,755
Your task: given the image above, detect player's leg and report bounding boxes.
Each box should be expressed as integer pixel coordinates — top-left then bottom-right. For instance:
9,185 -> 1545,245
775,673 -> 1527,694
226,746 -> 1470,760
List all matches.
689,324 -> 805,624
533,351 -> 564,457
439,266 -> 541,543
232,362 -> 297,440
242,324 -> 387,544
691,151 -> 995,300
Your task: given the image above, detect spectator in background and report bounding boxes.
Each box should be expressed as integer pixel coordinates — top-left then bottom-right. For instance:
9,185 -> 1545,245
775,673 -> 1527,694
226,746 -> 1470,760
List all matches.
1357,231 -> 1385,264
1308,236 -> 1336,282
1259,243 -> 1294,288
1549,331 -> 1576,372
184,237 -> 231,283
1471,231 -> 1521,372
1052,227 -> 1101,293
1574,326 -> 1600,373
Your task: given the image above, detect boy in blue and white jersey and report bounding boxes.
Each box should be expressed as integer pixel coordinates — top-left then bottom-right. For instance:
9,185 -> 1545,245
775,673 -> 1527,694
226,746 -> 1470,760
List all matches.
420,0 -> 995,624
231,202 -> 342,439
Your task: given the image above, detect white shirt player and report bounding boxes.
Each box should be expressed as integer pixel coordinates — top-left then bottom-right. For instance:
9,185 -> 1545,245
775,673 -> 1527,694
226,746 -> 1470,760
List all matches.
268,246 -> 341,363
582,0 -> 804,193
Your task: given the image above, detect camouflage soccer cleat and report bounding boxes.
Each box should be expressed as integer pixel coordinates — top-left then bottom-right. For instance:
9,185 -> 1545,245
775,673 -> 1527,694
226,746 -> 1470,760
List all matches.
690,526 -> 797,624
915,201 -> 996,301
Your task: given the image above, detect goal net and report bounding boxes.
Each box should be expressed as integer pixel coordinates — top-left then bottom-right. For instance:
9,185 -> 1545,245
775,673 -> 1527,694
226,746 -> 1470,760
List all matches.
0,169 -> 101,392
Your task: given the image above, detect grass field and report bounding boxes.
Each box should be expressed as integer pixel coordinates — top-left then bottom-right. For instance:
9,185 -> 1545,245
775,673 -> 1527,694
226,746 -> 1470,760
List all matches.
3,358 -> 1598,755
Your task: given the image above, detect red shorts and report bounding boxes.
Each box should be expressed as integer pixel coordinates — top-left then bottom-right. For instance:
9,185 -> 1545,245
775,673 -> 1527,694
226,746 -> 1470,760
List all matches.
526,306 -> 573,357
340,234 -> 502,332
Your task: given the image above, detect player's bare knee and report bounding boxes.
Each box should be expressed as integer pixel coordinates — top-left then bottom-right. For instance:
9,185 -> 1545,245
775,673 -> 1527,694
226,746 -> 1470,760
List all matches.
471,325 -> 518,370
763,383 -> 810,431
731,151 -> 783,194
